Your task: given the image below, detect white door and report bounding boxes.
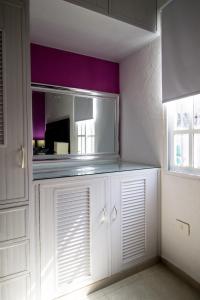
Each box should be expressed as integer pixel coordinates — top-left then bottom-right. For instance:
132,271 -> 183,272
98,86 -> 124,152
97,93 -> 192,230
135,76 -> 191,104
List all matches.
110,169 -> 159,274
39,177 -> 109,300
0,1 -> 28,204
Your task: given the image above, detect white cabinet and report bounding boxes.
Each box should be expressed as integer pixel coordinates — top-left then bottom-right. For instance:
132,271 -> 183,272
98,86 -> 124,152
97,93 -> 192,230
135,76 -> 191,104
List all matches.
0,0 -> 28,205
109,0 -> 157,32
39,177 -> 109,300
66,0 -> 109,14
0,1 -> 30,300
37,168 -> 159,300
110,169 -> 158,274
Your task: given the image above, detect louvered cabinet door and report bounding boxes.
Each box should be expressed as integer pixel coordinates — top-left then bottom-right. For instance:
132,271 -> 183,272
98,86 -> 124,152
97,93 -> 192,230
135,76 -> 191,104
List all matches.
39,178 -> 109,300
0,1 -> 28,204
110,169 -> 159,274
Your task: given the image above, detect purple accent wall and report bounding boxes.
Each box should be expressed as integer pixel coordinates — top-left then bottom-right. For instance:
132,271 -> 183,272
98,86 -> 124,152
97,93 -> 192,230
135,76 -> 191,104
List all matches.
31,43 -> 120,94
32,91 -> 45,140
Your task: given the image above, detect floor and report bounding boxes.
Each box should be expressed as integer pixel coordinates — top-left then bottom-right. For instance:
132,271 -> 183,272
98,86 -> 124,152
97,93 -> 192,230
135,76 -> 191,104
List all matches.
86,264 -> 200,300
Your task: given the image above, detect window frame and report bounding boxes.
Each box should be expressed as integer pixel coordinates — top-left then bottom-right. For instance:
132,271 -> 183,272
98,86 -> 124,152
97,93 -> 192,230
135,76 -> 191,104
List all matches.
76,119 -> 95,155
166,95 -> 200,175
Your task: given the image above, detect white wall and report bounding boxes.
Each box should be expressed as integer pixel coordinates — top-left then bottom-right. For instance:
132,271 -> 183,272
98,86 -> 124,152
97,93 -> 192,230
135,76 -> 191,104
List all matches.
120,37 -> 200,284
120,38 -> 163,166
162,173 -> 200,283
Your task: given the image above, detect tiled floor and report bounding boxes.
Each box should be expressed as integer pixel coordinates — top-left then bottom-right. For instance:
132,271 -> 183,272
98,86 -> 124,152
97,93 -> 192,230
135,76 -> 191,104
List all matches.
87,264 -> 200,300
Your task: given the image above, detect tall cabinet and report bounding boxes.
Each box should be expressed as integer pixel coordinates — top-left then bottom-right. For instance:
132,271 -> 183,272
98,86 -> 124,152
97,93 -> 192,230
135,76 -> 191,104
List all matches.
0,0 -> 30,299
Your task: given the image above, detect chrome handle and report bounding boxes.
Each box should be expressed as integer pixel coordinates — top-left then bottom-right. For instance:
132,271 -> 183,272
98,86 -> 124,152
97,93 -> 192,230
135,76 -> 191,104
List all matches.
20,146 -> 25,169
100,207 -> 106,223
112,206 -> 118,222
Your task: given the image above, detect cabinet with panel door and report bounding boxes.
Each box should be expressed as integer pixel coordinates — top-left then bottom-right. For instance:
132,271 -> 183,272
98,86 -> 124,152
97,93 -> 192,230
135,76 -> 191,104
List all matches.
109,0 -> 157,32
0,0 -> 30,300
66,0 -> 109,15
36,168 -> 159,300
65,0 -> 157,32
0,0 -> 29,206
110,169 -> 159,275
38,176 -> 110,300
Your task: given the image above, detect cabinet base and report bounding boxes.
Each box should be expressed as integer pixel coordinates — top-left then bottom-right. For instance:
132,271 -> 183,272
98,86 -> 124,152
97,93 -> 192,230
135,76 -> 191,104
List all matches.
58,256 -> 160,300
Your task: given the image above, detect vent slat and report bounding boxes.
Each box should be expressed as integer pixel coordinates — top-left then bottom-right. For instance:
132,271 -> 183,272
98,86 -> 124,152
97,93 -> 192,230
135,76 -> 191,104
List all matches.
57,229 -> 90,243
122,179 -> 146,263
57,241 -> 90,254
55,187 -> 91,286
58,270 -> 90,285
57,210 -> 89,222
0,31 -> 4,145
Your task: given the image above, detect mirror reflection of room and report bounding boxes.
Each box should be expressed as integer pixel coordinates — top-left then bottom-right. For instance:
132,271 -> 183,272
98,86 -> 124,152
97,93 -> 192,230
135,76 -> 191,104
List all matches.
32,90 -> 116,156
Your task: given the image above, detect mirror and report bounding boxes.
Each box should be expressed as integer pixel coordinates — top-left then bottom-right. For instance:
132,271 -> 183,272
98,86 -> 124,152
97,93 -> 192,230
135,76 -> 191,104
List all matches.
32,85 -> 119,159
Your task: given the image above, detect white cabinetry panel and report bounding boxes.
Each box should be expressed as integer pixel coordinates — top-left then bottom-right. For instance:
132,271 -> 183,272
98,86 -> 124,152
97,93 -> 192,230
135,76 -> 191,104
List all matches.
39,177 -> 109,300
55,187 -> 91,287
0,206 -> 27,242
121,179 -> 146,263
0,30 -> 4,146
110,169 -> 158,274
36,169 -> 159,300
0,275 -> 30,300
0,0 -> 28,204
0,241 -> 28,278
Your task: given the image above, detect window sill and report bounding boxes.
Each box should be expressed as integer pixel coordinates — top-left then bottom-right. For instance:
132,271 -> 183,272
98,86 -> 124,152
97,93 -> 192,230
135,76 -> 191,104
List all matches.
162,169 -> 200,181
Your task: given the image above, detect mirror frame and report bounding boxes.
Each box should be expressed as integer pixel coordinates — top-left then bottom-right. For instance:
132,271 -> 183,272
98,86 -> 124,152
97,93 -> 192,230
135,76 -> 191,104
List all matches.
32,83 -> 120,161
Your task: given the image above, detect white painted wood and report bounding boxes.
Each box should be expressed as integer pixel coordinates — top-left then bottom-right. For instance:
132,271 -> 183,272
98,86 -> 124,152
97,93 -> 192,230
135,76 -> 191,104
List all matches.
0,4 -> 6,202
121,179 -> 146,262
0,0 -> 28,204
33,169 -> 159,299
0,30 -> 4,146
0,206 -> 27,242
0,1 -> 30,299
39,177 -> 109,300
0,241 -> 29,278
109,0 -> 157,32
66,0 -> 109,15
110,169 -> 158,274
0,275 -> 30,300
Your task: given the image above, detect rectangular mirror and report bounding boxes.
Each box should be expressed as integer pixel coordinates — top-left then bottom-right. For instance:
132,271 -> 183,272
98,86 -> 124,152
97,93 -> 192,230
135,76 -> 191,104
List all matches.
32,84 -> 119,159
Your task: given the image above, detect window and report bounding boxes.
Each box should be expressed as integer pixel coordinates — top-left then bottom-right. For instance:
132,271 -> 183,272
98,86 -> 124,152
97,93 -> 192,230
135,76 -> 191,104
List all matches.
167,94 -> 200,174
76,119 -> 95,155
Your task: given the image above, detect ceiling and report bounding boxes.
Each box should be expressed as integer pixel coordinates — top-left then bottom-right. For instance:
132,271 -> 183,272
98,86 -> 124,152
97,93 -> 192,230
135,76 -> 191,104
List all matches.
30,0 -> 158,62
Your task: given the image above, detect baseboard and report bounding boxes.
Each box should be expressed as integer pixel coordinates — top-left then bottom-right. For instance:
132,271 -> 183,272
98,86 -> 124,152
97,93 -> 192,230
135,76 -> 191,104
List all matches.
88,256 -> 160,294
161,257 -> 200,293
58,256 -> 160,299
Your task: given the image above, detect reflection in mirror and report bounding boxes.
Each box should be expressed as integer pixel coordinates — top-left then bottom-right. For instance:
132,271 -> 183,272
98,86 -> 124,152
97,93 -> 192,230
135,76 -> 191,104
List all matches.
32,88 -> 118,157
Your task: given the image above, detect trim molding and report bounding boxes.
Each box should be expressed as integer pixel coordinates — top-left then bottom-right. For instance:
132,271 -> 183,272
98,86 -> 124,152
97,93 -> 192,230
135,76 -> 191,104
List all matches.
161,257 -> 200,292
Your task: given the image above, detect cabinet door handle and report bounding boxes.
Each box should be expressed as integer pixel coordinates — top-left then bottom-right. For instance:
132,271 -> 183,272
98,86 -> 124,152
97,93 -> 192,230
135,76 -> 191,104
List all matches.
100,207 -> 106,223
20,146 -> 25,169
112,206 -> 118,222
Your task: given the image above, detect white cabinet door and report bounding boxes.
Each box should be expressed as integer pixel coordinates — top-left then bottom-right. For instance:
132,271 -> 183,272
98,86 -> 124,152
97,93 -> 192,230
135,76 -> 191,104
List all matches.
0,275 -> 30,300
66,0 -> 109,15
110,169 -> 159,274
0,0 -> 28,204
39,177 -> 109,300
109,0 -> 157,32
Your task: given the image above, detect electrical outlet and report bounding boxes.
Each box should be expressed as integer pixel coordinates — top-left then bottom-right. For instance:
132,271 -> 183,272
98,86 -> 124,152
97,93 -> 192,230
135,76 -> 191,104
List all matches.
176,219 -> 190,236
